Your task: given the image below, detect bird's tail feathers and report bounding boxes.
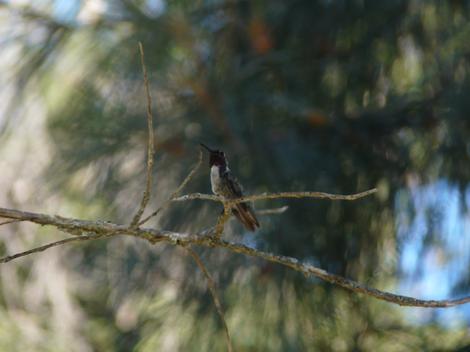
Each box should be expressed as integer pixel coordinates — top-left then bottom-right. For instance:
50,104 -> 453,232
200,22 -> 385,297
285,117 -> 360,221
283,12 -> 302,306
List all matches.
233,203 -> 260,232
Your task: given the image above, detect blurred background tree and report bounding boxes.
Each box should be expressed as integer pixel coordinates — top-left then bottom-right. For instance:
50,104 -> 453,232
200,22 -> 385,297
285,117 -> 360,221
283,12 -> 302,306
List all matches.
0,0 -> 469,351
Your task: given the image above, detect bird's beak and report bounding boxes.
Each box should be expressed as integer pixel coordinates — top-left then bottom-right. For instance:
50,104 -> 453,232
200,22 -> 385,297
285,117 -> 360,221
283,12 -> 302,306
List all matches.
199,143 -> 214,153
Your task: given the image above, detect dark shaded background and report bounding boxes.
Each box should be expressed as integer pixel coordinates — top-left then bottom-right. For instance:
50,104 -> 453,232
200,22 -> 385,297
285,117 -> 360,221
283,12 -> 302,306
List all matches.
0,0 -> 469,351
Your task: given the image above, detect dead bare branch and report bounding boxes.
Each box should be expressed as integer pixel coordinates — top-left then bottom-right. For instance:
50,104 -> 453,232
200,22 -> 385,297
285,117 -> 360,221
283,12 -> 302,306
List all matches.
0,219 -> 24,226
171,188 -> 377,204
131,42 -> 155,227
0,206 -> 468,308
170,149 -> 203,200
214,202 -> 231,238
186,247 -> 233,352
0,234 -> 107,264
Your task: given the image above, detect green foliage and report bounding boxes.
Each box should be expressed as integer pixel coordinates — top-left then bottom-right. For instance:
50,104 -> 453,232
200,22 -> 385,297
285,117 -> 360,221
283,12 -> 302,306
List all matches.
0,0 -> 469,351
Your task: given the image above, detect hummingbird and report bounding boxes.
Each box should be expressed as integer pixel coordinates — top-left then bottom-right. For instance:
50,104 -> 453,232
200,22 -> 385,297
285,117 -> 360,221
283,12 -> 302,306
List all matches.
200,143 -> 260,232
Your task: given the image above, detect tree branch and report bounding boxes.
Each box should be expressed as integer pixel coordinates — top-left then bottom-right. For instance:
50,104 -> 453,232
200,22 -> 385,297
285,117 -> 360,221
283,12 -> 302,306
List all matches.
0,234 -> 108,263
185,247 -> 233,352
169,149 -> 203,200
0,206 -> 468,308
131,42 -> 155,227
214,202 -> 231,238
172,188 -> 377,204
0,219 -> 24,226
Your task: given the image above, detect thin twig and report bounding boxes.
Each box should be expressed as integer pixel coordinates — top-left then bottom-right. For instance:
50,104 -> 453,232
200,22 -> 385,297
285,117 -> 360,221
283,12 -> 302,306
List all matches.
169,149 -> 203,200
256,206 -> 289,215
172,188 -> 377,204
0,234 -> 107,264
138,149 -> 203,226
186,247 -> 233,352
131,42 -> 155,227
0,206 -> 468,308
0,219 -> 24,226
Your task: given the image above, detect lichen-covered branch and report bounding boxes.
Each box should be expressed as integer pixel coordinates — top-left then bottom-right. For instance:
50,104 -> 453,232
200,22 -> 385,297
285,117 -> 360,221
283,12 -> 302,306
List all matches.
0,206 -> 468,308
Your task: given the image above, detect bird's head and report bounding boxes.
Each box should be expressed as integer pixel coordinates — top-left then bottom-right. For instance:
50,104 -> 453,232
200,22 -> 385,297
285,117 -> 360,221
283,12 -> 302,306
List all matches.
200,143 -> 227,168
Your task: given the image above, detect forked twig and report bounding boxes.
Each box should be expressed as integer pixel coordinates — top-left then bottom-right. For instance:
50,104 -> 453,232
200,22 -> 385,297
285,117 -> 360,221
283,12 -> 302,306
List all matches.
186,247 -> 233,352
131,42 -> 155,227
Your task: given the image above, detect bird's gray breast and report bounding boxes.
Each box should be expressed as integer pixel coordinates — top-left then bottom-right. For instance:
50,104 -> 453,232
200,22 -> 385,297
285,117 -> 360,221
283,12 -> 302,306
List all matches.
210,165 -> 224,195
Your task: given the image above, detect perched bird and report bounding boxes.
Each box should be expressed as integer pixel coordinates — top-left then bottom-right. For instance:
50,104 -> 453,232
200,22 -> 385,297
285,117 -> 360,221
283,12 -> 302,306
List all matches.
200,143 -> 260,231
